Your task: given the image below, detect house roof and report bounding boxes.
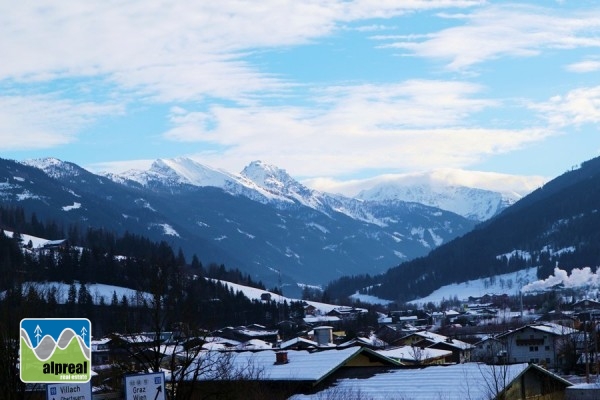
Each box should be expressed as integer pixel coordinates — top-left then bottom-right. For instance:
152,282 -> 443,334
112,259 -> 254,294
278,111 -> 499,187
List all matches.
235,339 -> 273,351
407,331 -> 473,350
303,316 -> 341,324
376,345 -> 452,362
498,323 -> 578,338
278,337 -> 319,350
289,363 -> 571,400
171,347 -> 399,384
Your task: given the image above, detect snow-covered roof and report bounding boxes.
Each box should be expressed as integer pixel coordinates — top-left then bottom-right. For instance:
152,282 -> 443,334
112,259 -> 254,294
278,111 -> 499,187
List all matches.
290,363 -> 570,400
235,339 -> 273,351
278,337 -> 319,349
235,328 -> 278,337
170,347 -> 396,383
338,335 -> 387,349
377,345 -> 452,362
410,331 -> 473,350
303,316 -> 340,324
499,323 -> 578,338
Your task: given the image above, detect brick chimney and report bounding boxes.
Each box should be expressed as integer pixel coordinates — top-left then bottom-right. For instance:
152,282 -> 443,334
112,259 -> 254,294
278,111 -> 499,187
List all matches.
275,351 -> 288,365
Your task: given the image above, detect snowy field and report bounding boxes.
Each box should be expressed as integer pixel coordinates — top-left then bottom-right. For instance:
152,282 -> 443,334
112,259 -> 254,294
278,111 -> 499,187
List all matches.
350,268 -> 539,306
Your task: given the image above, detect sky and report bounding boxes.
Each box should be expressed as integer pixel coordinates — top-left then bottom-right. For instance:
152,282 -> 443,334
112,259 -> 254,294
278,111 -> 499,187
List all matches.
2,1 -> 600,196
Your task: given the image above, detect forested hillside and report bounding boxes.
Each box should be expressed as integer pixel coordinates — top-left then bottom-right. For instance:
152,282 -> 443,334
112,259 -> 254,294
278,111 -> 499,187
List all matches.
0,206 -> 304,336
327,156 -> 600,303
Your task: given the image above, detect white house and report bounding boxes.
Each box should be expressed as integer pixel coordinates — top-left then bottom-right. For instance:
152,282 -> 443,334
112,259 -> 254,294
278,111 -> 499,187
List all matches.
497,323 -> 579,369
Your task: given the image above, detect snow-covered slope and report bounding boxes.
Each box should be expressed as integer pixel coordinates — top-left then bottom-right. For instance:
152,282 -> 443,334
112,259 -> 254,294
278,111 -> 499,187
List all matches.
357,175 -> 521,221
110,157 -> 510,225
8,156 -> 474,289
112,158 -> 522,222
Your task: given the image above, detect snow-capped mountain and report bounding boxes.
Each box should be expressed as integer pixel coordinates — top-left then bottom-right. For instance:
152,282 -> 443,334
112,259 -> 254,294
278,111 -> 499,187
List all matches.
1,157 -> 478,294
326,156 -> 600,302
111,158 -> 516,225
358,183 -> 518,221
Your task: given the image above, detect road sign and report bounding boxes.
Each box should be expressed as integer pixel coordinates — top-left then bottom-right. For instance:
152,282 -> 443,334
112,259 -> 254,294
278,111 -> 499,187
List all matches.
125,371 -> 166,400
46,382 -> 92,400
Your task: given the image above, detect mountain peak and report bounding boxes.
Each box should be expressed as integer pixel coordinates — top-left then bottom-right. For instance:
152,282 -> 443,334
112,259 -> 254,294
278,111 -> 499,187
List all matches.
358,180 -> 518,221
23,158 -> 83,179
240,160 -> 297,192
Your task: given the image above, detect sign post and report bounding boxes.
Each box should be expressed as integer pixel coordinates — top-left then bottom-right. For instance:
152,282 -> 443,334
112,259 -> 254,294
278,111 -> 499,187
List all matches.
124,371 -> 166,400
46,382 -> 92,400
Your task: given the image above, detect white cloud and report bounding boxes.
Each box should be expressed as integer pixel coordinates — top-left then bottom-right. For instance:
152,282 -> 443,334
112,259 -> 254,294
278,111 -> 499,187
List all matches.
0,95 -> 121,150
531,86 -> 600,128
381,4 -> 600,70
161,80 -> 552,178
302,168 -> 546,197
566,59 -> 600,73
0,1 -> 480,102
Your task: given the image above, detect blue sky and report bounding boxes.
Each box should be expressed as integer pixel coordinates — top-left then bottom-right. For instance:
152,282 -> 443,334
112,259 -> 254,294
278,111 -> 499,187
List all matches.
2,1 -> 600,195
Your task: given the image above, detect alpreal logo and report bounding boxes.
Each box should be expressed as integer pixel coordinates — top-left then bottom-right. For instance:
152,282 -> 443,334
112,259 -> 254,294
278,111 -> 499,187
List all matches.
20,318 -> 91,383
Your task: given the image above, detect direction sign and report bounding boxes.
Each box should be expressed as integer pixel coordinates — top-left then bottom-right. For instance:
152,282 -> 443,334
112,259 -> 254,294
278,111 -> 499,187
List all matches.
125,371 -> 166,400
46,382 -> 92,400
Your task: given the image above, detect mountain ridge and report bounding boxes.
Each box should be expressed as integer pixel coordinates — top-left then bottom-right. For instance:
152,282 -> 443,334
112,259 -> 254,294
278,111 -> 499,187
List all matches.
326,156 -> 600,302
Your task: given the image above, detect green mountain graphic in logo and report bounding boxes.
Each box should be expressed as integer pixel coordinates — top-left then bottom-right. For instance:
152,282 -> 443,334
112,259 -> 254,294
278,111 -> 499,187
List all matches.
20,318 -> 91,383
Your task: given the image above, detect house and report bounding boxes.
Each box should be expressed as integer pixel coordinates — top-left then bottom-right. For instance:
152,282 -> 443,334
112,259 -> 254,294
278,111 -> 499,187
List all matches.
91,337 -> 111,365
497,323 -> 579,369
214,324 -> 279,344
536,311 -> 577,327
374,324 -> 409,344
302,315 -> 341,327
377,345 -> 452,365
326,306 -> 366,321
41,238 -> 69,250
167,347 -> 401,399
566,381 -> 600,399
472,336 -> 506,363
572,299 -> 600,312
395,330 -> 473,363
278,337 -> 320,351
289,362 -> 572,399
337,335 -> 387,350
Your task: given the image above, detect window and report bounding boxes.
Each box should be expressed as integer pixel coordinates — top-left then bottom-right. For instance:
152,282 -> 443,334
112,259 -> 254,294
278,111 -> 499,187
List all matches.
529,346 -> 538,352
545,346 -> 550,351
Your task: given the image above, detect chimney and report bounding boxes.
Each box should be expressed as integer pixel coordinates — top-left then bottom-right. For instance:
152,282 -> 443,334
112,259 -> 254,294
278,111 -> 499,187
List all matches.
314,326 -> 333,346
275,351 -> 288,365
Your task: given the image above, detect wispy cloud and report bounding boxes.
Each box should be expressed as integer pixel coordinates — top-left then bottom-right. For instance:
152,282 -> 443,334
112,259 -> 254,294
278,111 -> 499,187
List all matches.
531,86 -> 600,128
0,1 -> 480,102
0,95 -> 121,150
303,168 -> 546,197
566,59 -> 600,73
380,4 -> 600,70
161,80 -> 550,177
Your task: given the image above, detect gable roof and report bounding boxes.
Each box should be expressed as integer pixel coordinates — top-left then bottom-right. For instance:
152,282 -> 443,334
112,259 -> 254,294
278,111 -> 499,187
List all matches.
170,347 -> 399,385
406,330 -> 473,350
376,345 -> 451,363
289,363 -> 571,400
498,323 -> 578,338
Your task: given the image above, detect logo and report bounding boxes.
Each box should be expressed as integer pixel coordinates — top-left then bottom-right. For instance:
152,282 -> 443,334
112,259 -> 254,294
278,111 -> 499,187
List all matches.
20,318 -> 91,383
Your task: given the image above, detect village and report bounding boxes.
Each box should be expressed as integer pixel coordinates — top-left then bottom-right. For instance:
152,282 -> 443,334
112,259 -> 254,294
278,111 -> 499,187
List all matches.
29,290 -> 600,399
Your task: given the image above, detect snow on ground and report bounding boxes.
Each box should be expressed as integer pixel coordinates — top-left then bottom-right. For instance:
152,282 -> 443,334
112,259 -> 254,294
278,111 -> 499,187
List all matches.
210,279 -> 351,314
6,281 -> 153,306
350,292 -> 393,305
3,230 -> 52,248
350,268 -> 539,306
62,202 -> 81,211
408,267 -> 538,306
